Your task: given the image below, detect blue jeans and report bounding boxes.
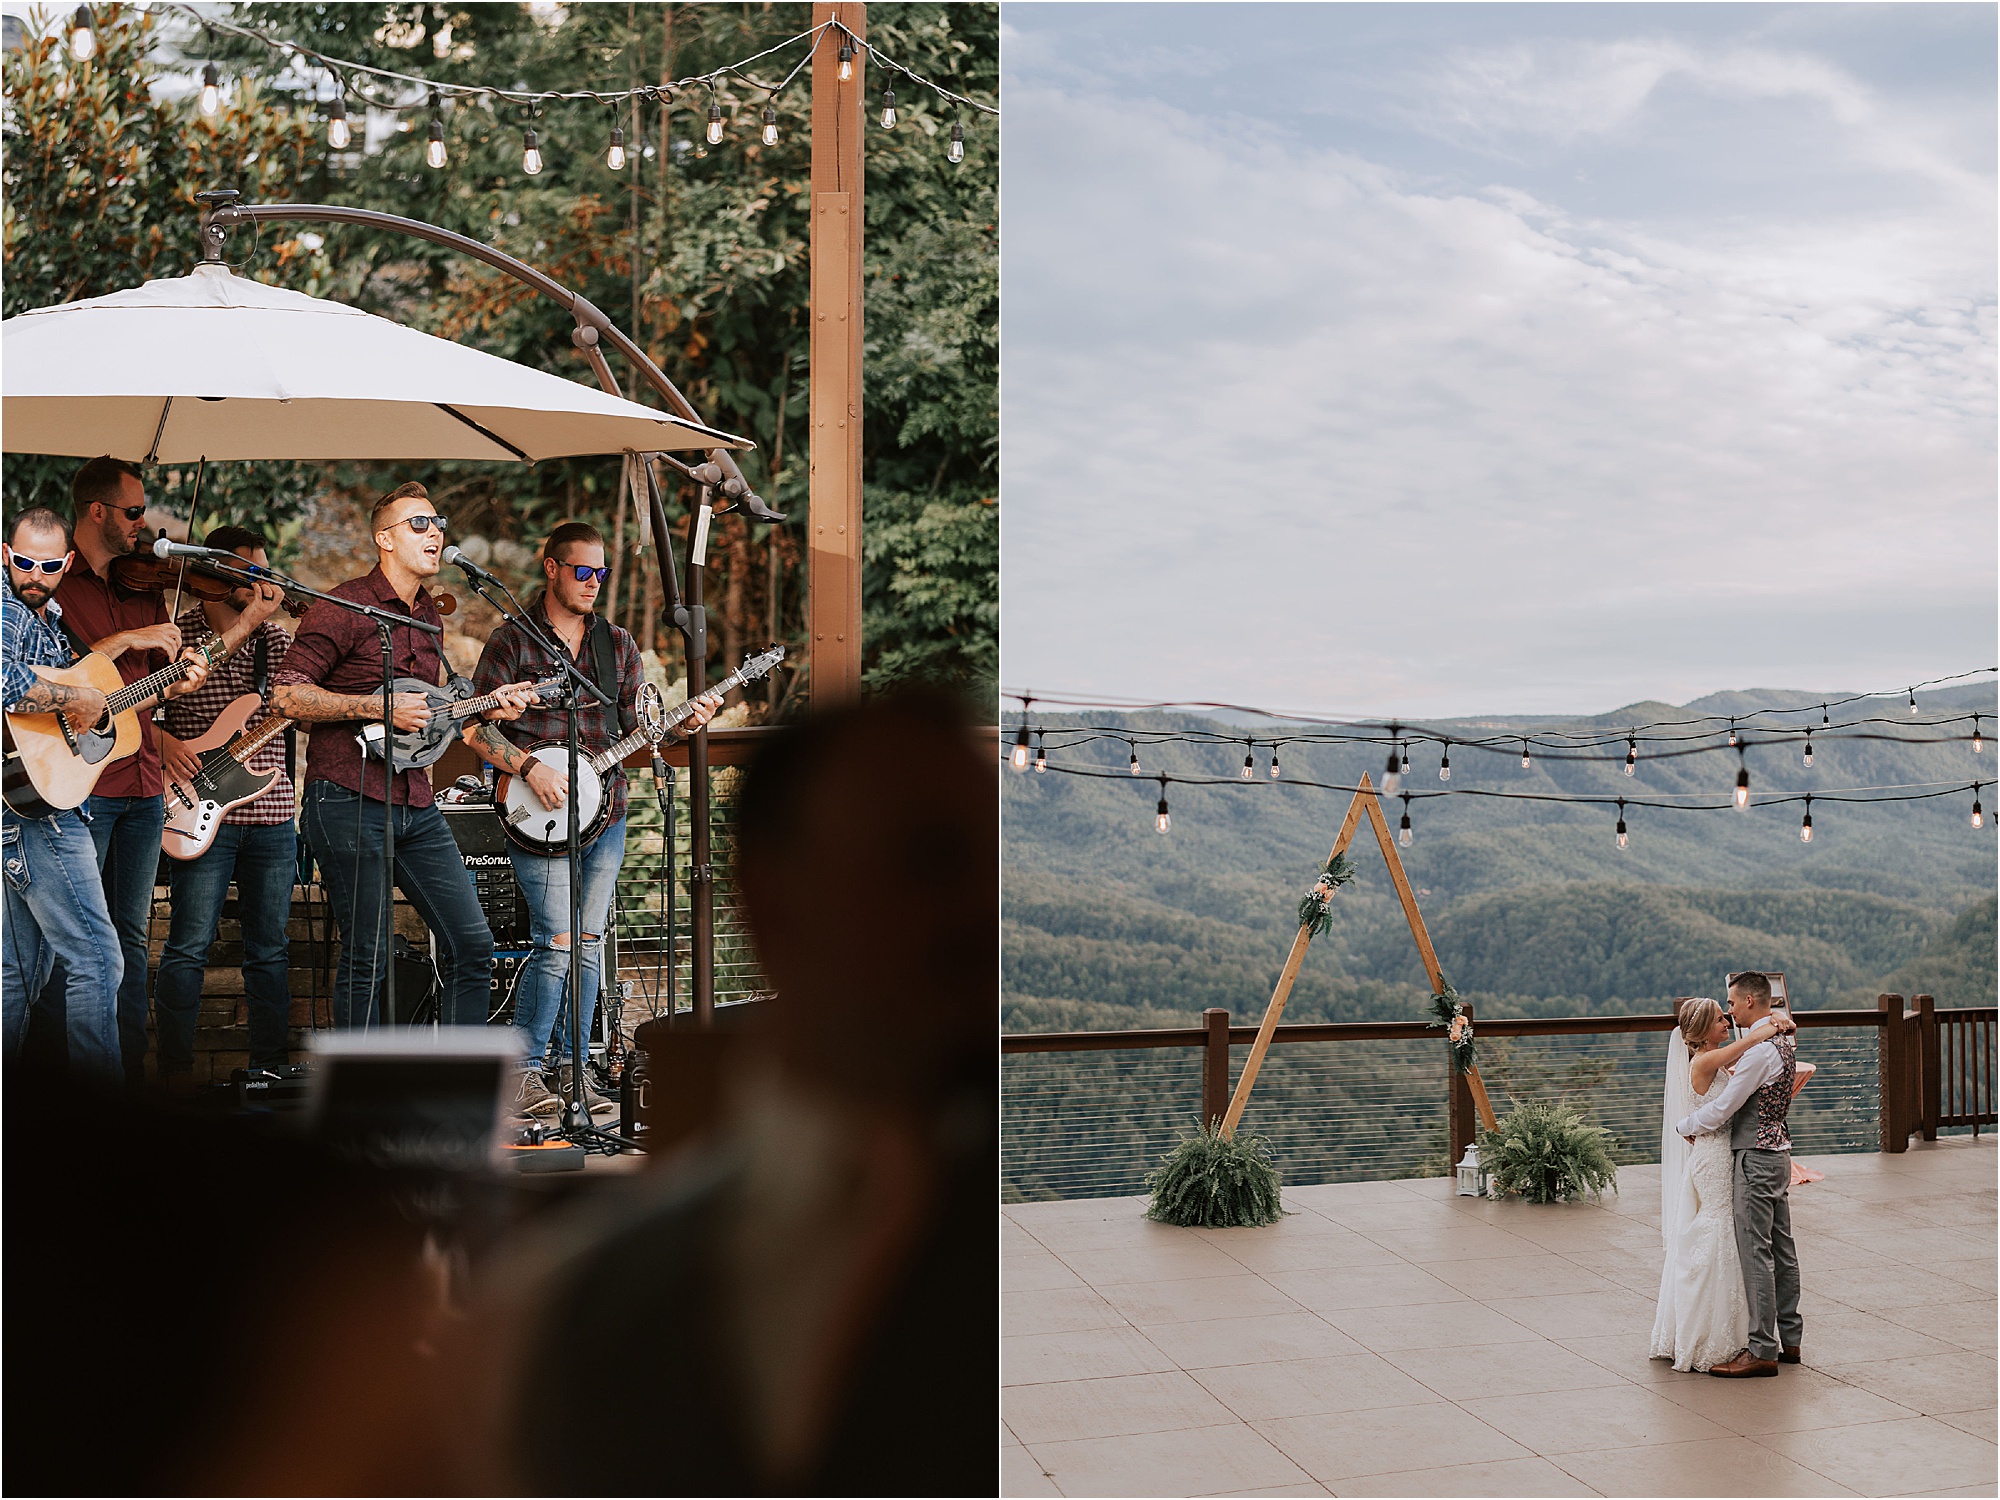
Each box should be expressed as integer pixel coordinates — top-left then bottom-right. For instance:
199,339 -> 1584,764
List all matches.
156,821 -> 298,1074
508,815 -> 626,1073
2,808 -> 123,1080
300,782 -> 492,1029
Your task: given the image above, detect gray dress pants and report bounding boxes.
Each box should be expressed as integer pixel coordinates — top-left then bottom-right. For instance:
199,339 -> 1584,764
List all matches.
1733,1147 -> 1803,1360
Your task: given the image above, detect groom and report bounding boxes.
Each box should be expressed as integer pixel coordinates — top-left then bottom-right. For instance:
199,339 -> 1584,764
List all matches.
1675,970 -> 1802,1377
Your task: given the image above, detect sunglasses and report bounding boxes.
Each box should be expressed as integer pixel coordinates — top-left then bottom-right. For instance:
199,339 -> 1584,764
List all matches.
386,513 -> 449,536
97,504 -> 147,521
561,564 -> 610,584
6,549 -> 70,575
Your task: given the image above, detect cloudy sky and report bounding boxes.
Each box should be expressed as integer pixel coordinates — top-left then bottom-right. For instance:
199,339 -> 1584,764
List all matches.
1000,3 -> 1996,717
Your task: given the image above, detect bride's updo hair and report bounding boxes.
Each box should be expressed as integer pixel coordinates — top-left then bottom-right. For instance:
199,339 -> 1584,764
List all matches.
1678,997 -> 1722,1046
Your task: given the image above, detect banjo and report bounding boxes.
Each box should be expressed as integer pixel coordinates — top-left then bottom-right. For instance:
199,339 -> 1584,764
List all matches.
496,644 -> 786,855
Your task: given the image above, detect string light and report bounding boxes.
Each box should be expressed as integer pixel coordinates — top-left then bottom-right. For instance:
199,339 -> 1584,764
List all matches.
1438,741 -> 1451,783
1011,721 -> 1031,772
706,96 -> 725,145
1975,715 -> 1983,755
1803,733 -> 1813,768
521,126 -> 543,175
1033,732 -> 1047,774
1398,741 -> 1411,778
1909,687 -> 1920,715
1616,798 -> 1628,850
68,5 -> 95,62
326,90 -> 350,150
1155,778 -> 1171,834
1624,736 -> 1636,777
1727,719 -> 1738,748
605,124 -> 626,170
1241,744 -> 1255,782
1822,703 -> 1830,727
425,94 -> 447,168
1397,793 -> 1414,847
761,102 -> 779,147
880,82 -> 898,128
949,120 -> 965,163
1800,796 -> 1814,843
837,38 -> 855,82
1735,749 -> 1751,811
199,60 -> 222,117
1128,742 -> 1140,776
1973,784 -> 1985,831
1521,740 -> 1532,770
1269,747 -> 1281,779
1381,739 -> 1402,797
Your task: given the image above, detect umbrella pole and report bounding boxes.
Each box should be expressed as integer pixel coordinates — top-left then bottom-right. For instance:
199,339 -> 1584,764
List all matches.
686,489 -> 714,1027
378,622 -> 396,1029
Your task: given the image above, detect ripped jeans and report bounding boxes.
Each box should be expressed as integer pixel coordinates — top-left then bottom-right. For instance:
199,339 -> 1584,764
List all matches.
2,809 -> 123,1080
506,815 -> 626,1075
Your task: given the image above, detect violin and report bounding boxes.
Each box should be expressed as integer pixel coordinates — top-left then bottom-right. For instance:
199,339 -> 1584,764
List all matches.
110,547 -> 458,618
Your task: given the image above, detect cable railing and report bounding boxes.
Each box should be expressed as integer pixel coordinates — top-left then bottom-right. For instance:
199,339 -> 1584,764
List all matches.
1003,997 -> 1988,1203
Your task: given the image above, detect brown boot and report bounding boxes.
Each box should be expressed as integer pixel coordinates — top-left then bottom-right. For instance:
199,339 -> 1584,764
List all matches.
1779,1346 -> 1801,1364
1709,1350 -> 1780,1377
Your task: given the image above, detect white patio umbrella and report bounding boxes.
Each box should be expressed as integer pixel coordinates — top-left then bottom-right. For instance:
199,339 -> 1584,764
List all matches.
0,262 -> 750,462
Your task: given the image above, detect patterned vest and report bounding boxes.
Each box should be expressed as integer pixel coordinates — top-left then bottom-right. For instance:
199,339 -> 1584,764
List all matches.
1729,1032 -> 1796,1151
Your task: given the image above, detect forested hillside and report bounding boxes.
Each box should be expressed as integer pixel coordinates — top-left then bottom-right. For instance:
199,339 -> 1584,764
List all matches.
1005,683 -> 1998,1030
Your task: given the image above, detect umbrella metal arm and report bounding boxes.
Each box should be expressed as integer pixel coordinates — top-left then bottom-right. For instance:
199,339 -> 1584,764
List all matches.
200,191 -> 748,1028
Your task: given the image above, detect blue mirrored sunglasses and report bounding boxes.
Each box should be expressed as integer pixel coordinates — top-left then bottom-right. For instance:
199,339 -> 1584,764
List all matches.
566,565 -> 609,584
7,550 -> 69,575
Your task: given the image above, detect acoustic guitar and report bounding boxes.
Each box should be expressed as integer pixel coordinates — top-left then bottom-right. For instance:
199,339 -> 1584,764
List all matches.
1,637 -> 232,818
161,695 -> 294,860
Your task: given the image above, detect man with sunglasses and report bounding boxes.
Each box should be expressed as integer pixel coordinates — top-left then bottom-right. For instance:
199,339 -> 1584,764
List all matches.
468,521 -> 722,1118
3,507 -> 123,1077
33,458 -> 213,1087
273,482 -> 541,1034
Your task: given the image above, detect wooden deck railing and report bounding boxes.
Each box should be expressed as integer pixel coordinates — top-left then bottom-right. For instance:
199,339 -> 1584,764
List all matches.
1003,994 -> 1995,1169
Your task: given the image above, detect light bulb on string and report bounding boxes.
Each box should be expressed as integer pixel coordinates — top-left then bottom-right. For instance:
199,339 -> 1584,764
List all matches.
68,5 -> 95,61
1727,719 -> 1738,748
1155,778 -> 1171,834
1973,784 -> 1985,831
521,126 -> 543,175
1821,703 -> 1830,727
761,103 -> 779,147
1128,743 -> 1141,776
1735,752 -> 1751,812
1616,799 -> 1628,850
880,83 -> 898,128
706,98 -> 724,146
326,91 -> 350,150
1438,741 -> 1451,782
199,61 -> 221,117
1800,796 -> 1814,843
1975,715 -> 1983,755
837,39 -> 854,82
1399,741 -> 1411,777
1398,793 -> 1413,848
1803,734 -> 1813,768
605,125 -> 626,170
1521,740 -> 1532,771
1909,687 -> 1920,715
1010,721 -> 1030,772
948,120 -> 964,164
1624,736 -> 1636,777
1033,732 -> 1047,774
1241,745 -> 1255,782
1381,740 -> 1402,797
425,95 -> 447,168
1269,747 -> 1281,779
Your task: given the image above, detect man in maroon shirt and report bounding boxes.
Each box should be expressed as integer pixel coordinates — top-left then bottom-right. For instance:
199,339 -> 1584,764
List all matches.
274,481 -> 538,1032
34,457 -> 213,1087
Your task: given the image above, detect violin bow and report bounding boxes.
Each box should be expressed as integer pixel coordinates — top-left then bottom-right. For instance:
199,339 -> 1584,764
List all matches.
170,455 -> 206,624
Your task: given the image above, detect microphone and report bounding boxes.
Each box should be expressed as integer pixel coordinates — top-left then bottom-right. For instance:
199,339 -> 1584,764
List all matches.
441,545 -> 499,583
151,536 -> 238,562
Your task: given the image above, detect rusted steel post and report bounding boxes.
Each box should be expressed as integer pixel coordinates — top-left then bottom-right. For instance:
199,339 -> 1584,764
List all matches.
1201,1008 -> 1230,1133
1878,995 -> 1908,1153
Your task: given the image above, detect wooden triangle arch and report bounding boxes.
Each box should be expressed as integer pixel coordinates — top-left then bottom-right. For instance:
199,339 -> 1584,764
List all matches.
1218,772 -> 1499,1138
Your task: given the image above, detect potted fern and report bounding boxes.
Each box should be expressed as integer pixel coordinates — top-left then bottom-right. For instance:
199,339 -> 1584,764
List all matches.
1481,1100 -> 1619,1204
1145,1122 -> 1284,1227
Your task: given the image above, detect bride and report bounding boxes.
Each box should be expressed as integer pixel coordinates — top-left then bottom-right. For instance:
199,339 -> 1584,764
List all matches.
1649,997 -> 1797,1372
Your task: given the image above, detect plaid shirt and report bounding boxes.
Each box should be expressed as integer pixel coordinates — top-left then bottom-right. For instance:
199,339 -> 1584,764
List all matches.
1,589 -> 76,710
472,602 -> 644,829
163,605 -> 295,827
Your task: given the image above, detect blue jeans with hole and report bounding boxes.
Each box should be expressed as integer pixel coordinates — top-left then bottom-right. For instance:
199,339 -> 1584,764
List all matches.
300,782 -> 492,1029
156,820 -> 298,1074
507,815 -> 626,1074
2,808 -> 123,1080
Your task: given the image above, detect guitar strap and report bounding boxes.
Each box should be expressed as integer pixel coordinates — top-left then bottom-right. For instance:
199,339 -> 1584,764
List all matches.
254,631 -> 296,785
589,614 -> 635,734
54,614 -> 90,667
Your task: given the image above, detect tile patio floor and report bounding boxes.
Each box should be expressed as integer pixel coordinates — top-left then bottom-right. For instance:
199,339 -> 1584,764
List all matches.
1004,1136 -> 1997,1498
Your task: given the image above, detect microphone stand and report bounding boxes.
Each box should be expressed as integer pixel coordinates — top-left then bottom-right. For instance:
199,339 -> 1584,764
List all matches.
197,556 -> 441,1031
451,565 -> 633,1154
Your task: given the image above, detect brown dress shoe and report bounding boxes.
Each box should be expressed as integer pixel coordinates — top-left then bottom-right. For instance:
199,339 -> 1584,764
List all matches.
1708,1350 -> 1780,1377
1779,1347 -> 1801,1364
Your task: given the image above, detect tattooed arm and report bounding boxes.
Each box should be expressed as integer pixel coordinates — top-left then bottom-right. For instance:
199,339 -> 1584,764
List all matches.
273,683 -> 434,733
461,720 -> 533,777
10,675 -> 108,737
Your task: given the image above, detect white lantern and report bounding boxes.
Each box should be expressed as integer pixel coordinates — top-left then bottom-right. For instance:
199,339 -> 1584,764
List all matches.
1456,1143 -> 1482,1197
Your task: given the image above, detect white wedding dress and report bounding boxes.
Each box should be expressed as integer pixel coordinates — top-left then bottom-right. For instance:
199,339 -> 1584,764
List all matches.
1649,1031 -> 1751,1372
